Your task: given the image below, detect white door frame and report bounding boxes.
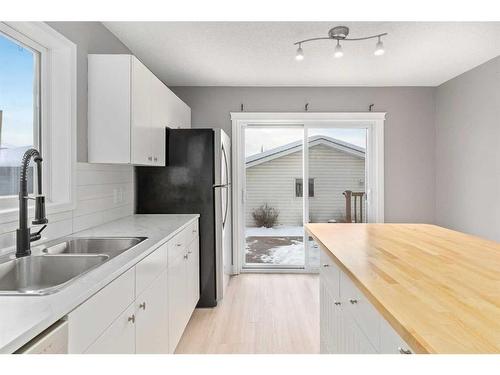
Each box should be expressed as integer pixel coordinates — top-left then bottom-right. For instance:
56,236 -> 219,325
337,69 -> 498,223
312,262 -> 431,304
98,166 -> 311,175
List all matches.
230,112 -> 386,274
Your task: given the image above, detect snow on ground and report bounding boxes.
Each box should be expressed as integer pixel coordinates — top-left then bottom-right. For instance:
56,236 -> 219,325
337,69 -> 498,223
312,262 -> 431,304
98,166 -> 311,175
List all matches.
246,225 -> 304,237
245,225 -> 320,266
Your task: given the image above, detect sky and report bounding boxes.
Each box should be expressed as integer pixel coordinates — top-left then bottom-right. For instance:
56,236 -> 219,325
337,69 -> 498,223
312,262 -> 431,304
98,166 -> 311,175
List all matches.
0,33 -> 36,149
245,127 -> 366,157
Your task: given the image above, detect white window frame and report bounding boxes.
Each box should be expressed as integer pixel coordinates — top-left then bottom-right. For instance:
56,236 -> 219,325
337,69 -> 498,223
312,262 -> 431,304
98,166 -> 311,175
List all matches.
0,22 -> 76,224
231,112 -> 385,274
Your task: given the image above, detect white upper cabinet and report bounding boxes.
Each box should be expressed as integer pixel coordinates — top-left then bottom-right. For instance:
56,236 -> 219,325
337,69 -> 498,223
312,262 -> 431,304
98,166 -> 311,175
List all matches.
88,54 -> 191,166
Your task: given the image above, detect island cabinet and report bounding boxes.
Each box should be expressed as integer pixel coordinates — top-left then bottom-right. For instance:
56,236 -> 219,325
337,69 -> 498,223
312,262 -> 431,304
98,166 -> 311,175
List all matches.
88,54 -> 191,166
319,248 -> 412,354
67,220 -> 199,354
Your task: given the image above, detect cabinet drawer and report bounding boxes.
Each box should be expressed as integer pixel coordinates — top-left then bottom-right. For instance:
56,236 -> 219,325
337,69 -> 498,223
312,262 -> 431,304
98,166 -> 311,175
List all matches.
68,267 -> 135,353
380,318 -> 413,354
136,242 -> 168,296
340,272 -> 380,350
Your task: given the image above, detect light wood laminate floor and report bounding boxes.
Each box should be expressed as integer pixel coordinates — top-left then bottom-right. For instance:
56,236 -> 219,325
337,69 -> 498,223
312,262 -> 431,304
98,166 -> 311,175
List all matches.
175,273 -> 320,354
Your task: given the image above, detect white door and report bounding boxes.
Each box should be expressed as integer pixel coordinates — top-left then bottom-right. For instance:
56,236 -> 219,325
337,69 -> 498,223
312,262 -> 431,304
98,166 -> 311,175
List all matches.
84,304 -> 136,354
130,56 -> 153,165
136,271 -> 169,354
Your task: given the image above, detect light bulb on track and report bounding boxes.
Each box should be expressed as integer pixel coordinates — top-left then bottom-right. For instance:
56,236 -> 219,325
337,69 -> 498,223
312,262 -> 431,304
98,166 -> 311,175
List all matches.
374,37 -> 385,56
334,40 -> 344,58
295,44 -> 304,61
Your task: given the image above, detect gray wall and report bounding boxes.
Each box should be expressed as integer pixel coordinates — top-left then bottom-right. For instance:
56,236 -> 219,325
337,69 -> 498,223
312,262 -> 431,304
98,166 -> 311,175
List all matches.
172,86 -> 436,223
47,22 -> 131,162
435,56 -> 500,241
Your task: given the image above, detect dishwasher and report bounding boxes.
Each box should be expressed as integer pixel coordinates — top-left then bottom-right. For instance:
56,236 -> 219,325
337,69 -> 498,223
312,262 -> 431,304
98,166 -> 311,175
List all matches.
15,319 -> 68,354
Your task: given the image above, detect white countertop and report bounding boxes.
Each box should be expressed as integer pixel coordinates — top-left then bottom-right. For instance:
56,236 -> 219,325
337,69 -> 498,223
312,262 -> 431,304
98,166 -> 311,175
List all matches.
0,214 -> 199,353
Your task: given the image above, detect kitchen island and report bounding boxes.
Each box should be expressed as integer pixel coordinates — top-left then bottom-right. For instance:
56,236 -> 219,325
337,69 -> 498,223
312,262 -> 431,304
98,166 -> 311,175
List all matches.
306,223 -> 500,354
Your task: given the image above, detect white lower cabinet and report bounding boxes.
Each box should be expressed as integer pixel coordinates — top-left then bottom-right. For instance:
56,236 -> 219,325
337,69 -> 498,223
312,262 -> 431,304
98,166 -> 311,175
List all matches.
320,248 -> 412,354
135,271 -> 169,354
85,304 -> 136,354
68,219 -> 199,354
167,223 -> 200,353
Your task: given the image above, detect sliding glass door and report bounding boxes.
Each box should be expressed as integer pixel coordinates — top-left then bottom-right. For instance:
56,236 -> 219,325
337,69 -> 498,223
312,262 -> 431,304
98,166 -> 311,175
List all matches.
240,123 -> 369,272
244,126 -> 305,268
305,127 -> 367,269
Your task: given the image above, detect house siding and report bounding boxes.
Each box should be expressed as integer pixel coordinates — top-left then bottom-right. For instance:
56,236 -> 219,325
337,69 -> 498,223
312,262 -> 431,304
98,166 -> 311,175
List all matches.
245,143 -> 365,227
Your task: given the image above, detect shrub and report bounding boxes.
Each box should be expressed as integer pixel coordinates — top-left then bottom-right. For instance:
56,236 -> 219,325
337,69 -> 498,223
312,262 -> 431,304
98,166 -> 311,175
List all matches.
252,203 -> 279,228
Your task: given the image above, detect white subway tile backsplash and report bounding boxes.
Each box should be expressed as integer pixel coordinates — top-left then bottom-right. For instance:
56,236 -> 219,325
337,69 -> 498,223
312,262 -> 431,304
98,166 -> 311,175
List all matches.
0,163 -> 135,255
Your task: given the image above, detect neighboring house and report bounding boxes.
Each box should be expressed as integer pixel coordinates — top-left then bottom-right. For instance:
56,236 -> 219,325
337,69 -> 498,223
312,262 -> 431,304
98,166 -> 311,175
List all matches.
245,136 -> 365,226
0,145 -> 32,196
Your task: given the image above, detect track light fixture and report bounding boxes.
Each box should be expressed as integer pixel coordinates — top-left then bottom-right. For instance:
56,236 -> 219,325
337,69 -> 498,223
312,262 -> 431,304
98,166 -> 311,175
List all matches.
294,26 -> 387,60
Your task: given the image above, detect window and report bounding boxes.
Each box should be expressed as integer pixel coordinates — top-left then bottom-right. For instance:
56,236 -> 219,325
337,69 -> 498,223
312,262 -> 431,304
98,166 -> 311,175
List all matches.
0,22 -> 76,223
295,178 -> 314,197
0,31 -> 40,197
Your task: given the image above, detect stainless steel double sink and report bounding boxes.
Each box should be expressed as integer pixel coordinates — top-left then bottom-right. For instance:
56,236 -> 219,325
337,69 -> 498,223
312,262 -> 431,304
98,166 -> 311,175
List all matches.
0,237 -> 147,296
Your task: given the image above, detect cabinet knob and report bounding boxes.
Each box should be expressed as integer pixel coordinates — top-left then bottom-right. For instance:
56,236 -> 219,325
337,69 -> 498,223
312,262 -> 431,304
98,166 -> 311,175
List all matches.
349,298 -> 358,304
139,302 -> 146,310
334,301 -> 342,306
128,314 -> 135,323
175,243 -> 182,247
184,253 -> 189,259
148,156 -> 153,161
398,347 -> 412,354
322,264 -> 330,268
154,157 -> 158,162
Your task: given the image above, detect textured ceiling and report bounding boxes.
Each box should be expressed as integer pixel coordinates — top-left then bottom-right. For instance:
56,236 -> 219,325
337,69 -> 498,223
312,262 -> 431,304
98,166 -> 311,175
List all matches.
104,22 -> 500,86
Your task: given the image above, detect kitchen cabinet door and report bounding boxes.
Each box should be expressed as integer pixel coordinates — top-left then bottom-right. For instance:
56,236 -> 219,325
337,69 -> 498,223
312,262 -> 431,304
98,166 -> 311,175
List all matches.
167,241 -> 188,353
150,77 -> 167,165
186,239 -> 200,312
131,56 -> 153,165
320,277 -> 344,354
341,315 -> 377,354
136,271 -> 169,354
84,304 -> 136,354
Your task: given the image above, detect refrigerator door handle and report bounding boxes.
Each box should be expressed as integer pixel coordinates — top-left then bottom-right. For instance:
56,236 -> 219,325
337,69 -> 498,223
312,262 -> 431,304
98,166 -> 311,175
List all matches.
213,183 -> 230,188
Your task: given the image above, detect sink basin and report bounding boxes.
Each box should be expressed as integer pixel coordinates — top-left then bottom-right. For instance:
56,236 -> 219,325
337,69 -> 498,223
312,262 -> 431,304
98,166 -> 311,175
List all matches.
0,255 -> 109,295
42,237 -> 147,259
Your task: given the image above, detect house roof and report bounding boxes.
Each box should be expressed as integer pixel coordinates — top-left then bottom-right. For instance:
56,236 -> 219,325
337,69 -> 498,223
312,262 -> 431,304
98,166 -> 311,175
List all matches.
246,135 -> 365,168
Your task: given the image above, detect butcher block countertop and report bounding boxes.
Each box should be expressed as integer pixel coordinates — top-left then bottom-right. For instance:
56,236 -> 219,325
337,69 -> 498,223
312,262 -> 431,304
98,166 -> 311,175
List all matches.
306,223 -> 500,354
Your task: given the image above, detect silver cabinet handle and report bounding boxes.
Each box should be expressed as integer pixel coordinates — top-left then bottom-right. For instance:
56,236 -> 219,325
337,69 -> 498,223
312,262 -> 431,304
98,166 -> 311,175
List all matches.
147,156 -> 152,161
128,314 -> 135,323
349,298 -> 358,304
334,301 -> 342,306
139,302 -> 146,310
322,264 -> 330,267
398,347 -> 411,354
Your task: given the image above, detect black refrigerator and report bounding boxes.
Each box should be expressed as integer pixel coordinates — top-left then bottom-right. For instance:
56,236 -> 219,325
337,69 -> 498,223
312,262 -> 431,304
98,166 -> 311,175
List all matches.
135,128 -> 232,308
